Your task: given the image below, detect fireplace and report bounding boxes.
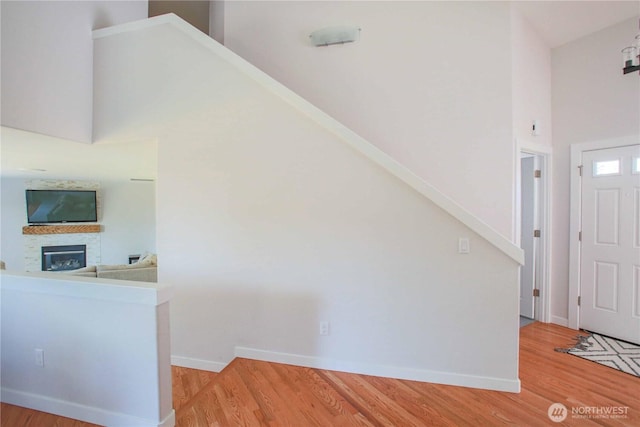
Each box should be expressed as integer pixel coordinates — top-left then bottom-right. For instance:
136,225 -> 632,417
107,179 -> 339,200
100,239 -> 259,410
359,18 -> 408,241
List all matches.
42,245 -> 87,271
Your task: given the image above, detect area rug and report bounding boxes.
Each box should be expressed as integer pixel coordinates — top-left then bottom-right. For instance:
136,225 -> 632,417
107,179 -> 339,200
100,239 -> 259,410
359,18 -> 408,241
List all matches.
555,333 -> 640,377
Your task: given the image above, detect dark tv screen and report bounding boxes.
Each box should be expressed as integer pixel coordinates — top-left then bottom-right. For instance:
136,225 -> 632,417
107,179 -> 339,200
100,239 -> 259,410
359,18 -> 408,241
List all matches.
26,190 -> 97,224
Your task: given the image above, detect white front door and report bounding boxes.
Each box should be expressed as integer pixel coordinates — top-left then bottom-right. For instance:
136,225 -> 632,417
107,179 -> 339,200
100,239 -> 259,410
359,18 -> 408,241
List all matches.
580,145 -> 640,344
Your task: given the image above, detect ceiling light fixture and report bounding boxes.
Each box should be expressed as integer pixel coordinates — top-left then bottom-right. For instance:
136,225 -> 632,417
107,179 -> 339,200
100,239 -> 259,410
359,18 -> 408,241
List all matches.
622,19 -> 640,75
18,167 -> 47,172
309,26 -> 361,47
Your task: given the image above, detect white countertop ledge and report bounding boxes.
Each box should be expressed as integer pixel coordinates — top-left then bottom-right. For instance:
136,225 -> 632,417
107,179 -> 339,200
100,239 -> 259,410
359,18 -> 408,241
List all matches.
0,271 -> 172,306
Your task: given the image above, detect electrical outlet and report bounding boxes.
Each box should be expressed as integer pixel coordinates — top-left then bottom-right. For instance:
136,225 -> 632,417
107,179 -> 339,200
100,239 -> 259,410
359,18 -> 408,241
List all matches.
34,349 -> 44,367
319,321 -> 330,336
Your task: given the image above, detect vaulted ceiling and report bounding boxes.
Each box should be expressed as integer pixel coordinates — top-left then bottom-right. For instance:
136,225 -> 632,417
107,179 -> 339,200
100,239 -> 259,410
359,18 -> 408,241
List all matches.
1,1 -> 638,181
515,1 -> 639,47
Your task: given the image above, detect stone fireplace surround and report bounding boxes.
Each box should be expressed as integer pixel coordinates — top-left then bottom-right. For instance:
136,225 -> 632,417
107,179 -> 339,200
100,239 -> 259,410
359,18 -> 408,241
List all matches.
24,232 -> 101,272
23,180 -> 101,272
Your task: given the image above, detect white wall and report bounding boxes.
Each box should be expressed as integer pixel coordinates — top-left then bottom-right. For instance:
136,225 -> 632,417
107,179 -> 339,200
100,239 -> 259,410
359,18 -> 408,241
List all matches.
511,8 -> 552,148
210,1 -> 225,44
510,7 -> 553,321
0,177 -> 26,270
0,0 -> 147,143
94,16 -> 521,391
551,17 -> 640,323
100,180 -> 157,264
0,177 -> 156,271
160,109 -> 521,390
223,1 -> 515,240
0,272 -> 173,427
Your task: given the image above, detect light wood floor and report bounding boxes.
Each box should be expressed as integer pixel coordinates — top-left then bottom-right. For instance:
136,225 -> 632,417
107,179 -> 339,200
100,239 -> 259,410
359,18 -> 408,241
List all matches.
2,322 -> 638,426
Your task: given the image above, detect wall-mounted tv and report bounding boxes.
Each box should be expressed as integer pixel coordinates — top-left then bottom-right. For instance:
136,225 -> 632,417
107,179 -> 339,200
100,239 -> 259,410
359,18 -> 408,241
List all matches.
26,189 -> 98,224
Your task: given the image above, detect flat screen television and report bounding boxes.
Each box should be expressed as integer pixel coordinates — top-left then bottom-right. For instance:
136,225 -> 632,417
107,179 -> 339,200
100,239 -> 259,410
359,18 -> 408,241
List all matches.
26,189 -> 97,224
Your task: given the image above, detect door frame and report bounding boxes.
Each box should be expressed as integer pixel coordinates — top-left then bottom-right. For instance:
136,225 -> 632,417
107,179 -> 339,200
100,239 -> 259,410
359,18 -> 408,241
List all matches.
515,139 -> 552,322
568,136 -> 638,330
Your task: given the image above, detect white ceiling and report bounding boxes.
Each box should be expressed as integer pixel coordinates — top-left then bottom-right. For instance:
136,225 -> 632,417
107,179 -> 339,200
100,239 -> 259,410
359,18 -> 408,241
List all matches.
1,1 -> 638,182
0,127 -> 157,181
514,0 -> 639,48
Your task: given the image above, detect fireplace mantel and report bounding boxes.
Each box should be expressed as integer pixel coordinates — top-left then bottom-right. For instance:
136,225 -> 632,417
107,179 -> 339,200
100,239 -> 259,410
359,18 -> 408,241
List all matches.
22,224 -> 102,235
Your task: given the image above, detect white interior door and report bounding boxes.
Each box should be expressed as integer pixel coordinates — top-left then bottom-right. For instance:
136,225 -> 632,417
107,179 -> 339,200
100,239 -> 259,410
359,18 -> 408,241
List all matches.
580,145 -> 640,344
520,156 -> 536,319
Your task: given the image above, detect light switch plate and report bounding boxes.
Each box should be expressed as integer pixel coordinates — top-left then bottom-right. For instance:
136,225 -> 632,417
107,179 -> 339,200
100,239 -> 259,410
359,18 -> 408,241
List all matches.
458,238 -> 470,254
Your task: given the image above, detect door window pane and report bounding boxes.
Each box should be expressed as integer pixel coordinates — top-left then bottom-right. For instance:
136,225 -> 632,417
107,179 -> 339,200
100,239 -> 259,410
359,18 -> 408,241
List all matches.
593,159 -> 621,177
633,157 -> 640,174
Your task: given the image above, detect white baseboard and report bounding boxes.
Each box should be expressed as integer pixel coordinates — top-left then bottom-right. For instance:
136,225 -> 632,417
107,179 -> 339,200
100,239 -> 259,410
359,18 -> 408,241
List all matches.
171,355 -> 228,373
158,411 -> 176,427
551,315 -> 569,327
234,347 -> 520,393
1,387 -> 174,427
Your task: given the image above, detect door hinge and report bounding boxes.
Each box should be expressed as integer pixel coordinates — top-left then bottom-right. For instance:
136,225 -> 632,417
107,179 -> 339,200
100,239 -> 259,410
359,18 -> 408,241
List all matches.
578,296 -> 581,306
533,289 -> 540,297
579,231 -> 582,241
578,165 -> 583,176
533,229 -> 541,238
534,169 -> 541,178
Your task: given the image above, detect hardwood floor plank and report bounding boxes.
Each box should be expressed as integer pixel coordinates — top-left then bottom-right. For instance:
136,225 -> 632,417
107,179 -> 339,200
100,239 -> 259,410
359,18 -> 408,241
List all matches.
334,371 -> 440,427
173,365 -> 218,413
194,385 -> 231,426
236,358 -> 327,427
234,359 -> 282,425
0,402 -> 101,427
364,376 -> 461,426
318,369 -> 396,427
268,362 -> 344,426
212,365 -> 263,426
2,322 -> 639,426
249,359 -> 314,427
296,366 -> 360,419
